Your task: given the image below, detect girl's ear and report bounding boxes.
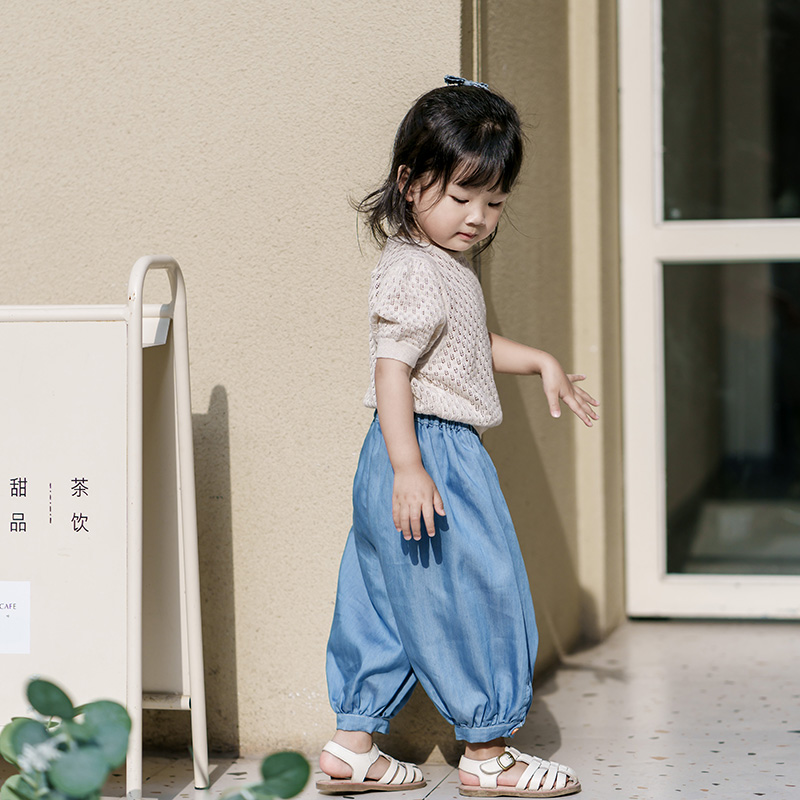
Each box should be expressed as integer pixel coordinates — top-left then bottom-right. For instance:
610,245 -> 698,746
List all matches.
397,166 -> 415,203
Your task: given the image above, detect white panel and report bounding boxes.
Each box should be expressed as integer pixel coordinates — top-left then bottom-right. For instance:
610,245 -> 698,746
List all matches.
0,582 -> 31,654
0,320 -> 128,714
141,333 -> 189,695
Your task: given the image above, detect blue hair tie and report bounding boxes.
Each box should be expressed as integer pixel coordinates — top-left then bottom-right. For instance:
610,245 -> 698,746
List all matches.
444,74 -> 489,91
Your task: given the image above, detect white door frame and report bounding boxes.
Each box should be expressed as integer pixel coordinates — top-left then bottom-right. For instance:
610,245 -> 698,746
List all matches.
619,0 -> 800,618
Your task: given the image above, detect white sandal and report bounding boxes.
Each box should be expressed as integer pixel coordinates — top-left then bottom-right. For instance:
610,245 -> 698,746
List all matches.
316,740 -> 426,794
458,746 -> 580,797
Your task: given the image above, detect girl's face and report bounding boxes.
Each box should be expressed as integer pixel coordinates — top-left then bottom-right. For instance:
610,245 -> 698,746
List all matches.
406,178 -> 509,254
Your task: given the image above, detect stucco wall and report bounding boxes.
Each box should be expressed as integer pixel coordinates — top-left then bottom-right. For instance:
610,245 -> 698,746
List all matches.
2,0 -> 622,764
1,0 -> 462,757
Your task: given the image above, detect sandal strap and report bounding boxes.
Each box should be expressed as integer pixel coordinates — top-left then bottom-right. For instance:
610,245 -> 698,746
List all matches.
320,741 -> 379,783
458,748 -> 517,789
459,747 -> 578,793
376,754 -> 423,785
377,756 -> 403,785
321,741 -> 423,786
515,754 -> 574,793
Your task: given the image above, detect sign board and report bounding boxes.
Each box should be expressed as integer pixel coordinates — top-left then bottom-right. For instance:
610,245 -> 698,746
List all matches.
0,259 -> 207,799
0,320 -> 128,704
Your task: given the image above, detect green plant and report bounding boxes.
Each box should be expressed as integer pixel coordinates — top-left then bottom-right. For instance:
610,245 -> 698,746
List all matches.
0,679 -> 130,800
224,752 -> 309,800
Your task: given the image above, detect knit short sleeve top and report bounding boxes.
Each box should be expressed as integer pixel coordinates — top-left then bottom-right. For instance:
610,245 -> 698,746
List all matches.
363,236 -> 503,432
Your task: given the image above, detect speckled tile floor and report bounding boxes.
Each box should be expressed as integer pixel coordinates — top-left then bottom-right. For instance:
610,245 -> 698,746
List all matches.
511,620 -> 799,799
1,621 -> 797,799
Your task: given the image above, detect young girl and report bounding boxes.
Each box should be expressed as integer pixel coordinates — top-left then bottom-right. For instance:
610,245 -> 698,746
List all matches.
317,76 -> 596,798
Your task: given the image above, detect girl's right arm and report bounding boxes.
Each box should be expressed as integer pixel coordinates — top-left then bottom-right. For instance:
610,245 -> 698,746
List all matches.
374,357 -> 445,541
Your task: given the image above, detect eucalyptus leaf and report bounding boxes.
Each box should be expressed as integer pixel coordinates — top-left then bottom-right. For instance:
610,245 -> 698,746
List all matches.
0,774 -> 35,800
48,748 -> 108,797
77,702 -> 130,768
250,785 -> 285,800
60,720 -> 96,744
9,720 -> 49,760
236,789 -> 278,800
259,752 -> 309,798
94,726 -> 129,769
27,682 -> 74,721
0,719 -> 26,765
78,702 -> 130,733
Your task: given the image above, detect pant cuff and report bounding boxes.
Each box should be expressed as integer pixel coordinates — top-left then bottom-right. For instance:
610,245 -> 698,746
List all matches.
454,718 -> 527,743
336,713 -> 391,735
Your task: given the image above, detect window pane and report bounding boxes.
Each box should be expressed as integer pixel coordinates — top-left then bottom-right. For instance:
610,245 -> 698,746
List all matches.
662,0 -> 800,220
664,262 -> 800,574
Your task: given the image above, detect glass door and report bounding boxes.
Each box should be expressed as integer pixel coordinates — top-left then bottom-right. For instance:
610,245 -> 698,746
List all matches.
620,0 -> 800,617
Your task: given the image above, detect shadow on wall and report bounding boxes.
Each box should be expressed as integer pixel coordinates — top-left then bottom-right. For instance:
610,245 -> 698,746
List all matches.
143,385 -> 239,755
483,372 -> 582,669
480,235 -> 583,668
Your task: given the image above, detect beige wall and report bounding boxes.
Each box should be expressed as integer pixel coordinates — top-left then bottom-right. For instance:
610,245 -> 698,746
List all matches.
2,0 -> 462,758
1,0 -> 622,762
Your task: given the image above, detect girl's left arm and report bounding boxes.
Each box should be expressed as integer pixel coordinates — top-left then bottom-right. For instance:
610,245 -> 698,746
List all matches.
489,332 -> 600,427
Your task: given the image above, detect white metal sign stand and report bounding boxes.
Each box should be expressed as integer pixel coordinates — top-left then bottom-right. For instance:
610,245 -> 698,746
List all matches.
0,257 -> 209,798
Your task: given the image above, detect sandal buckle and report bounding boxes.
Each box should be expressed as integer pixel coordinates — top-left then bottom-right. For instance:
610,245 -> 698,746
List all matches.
497,751 -> 516,771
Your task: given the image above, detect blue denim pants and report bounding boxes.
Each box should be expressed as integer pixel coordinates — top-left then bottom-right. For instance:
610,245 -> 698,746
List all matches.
326,415 -> 538,743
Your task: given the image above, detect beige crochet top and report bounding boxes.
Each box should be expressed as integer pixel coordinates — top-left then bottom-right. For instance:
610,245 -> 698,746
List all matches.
363,236 -> 502,432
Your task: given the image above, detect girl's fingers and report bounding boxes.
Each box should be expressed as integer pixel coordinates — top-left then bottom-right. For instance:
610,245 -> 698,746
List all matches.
399,500 -> 425,540
424,489 -> 445,538
569,375 -> 600,406
398,505 -> 411,540
574,387 -> 600,407
561,393 -> 593,427
575,392 -> 600,419
422,506 -> 436,539
411,511 -> 423,540
433,489 -> 446,517
546,388 -> 562,418
396,485 -> 445,541
545,374 -> 600,426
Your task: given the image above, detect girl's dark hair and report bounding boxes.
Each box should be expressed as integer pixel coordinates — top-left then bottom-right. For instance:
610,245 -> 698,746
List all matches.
357,82 -> 523,253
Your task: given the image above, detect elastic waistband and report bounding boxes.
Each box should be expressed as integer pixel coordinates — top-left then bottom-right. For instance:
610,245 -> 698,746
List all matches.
414,413 -> 478,435
373,411 -> 478,436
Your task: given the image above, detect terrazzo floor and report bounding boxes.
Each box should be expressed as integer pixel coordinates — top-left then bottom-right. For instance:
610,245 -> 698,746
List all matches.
1,621 -> 797,799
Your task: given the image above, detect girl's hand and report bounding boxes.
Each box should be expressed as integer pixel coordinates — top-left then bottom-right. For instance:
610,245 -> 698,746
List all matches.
392,463 -> 445,541
540,356 -> 600,427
